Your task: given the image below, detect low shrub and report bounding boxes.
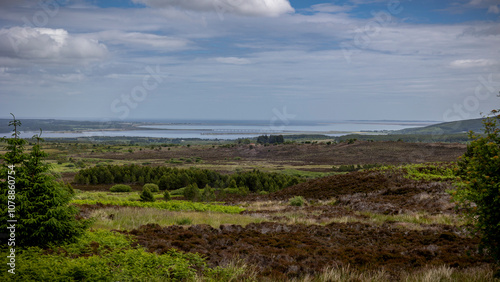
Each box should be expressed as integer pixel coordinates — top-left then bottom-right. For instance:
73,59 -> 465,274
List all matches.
170,187 -> 185,196
110,184 -> 131,193
143,183 -> 159,192
289,196 -> 306,207
164,190 -> 171,201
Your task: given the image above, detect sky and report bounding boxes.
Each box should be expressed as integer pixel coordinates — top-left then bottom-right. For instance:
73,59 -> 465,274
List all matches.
0,0 -> 499,122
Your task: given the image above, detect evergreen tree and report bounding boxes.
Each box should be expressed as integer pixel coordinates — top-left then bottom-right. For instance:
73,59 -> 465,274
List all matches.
158,175 -> 170,190
1,116 -> 89,247
140,187 -> 155,202
163,190 -> 171,201
201,184 -> 215,202
257,135 -> 269,144
137,176 -> 145,185
228,178 -> 237,188
183,183 -> 200,201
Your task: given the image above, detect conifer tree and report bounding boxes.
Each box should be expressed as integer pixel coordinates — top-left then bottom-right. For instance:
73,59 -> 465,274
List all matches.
1,115 -> 89,247
201,184 -> 215,202
140,187 -> 155,202
183,183 -> 200,201
163,190 -> 171,201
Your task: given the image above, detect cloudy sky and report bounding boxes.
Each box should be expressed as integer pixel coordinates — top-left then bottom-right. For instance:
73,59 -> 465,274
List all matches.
0,0 -> 499,122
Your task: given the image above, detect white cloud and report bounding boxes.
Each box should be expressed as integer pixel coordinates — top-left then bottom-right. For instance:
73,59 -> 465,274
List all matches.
450,59 -> 497,68
96,31 -> 190,51
0,27 -> 108,63
216,57 -> 251,64
132,0 -> 294,17
307,4 -> 352,13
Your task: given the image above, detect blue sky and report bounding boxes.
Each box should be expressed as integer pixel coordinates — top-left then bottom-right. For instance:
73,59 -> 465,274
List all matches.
0,0 -> 499,122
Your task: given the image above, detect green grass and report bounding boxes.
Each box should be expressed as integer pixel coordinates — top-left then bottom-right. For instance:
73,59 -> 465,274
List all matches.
74,191 -> 139,201
375,163 -> 458,182
402,163 -> 456,181
74,191 -> 177,201
72,198 -> 244,214
279,169 -> 335,178
89,207 -> 263,230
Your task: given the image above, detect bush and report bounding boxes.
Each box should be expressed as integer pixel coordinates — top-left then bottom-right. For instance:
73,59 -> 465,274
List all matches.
183,183 -> 200,201
140,187 -> 155,202
289,196 -> 305,207
201,185 -> 215,202
143,183 -> 159,192
163,190 -> 171,201
170,187 -> 186,196
452,108 -> 500,264
110,184 -> 131,193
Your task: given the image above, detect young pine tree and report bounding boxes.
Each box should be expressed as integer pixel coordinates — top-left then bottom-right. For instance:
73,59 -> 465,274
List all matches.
1,115 -> 90,247
140,187 -> 155,202
201,184 -> 215,202
183,183 -> 200,201
163,190 -> 171,201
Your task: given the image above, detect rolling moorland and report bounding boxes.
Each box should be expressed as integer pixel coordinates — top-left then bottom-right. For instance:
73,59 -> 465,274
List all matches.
1,117 -> 500,281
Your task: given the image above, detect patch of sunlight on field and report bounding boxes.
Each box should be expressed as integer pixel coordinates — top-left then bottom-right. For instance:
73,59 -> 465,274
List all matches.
360,211 -> 463,226
298,264 -> 390,282
402,265 -> 499,282
281,213 -> 318,225
324,212 -> 462,231
327,215 -> 371,225
242,200 -> 288,212
295,265 -> 499,282
90,207 -> 265,230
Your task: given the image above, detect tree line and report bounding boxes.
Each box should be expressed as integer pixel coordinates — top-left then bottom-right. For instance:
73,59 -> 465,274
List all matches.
74,164 -> 302,193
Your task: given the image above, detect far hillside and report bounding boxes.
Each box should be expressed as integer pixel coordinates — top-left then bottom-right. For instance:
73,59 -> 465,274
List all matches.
391,118 -> 483,135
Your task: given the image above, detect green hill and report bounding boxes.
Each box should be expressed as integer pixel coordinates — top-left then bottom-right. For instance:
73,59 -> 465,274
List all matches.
392,118 -> 484,135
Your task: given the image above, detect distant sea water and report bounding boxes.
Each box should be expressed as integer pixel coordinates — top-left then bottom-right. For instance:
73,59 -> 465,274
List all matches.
1,120 -> 440,140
